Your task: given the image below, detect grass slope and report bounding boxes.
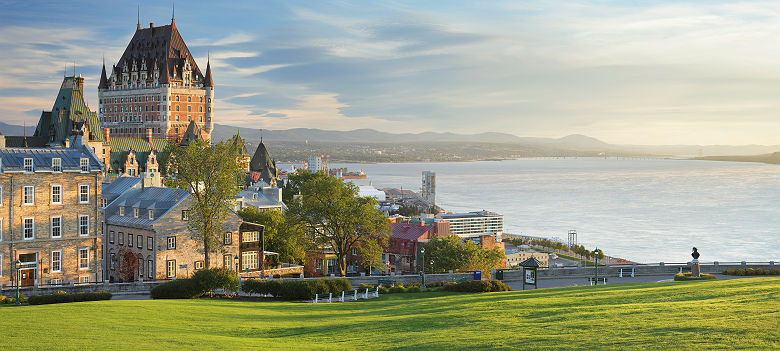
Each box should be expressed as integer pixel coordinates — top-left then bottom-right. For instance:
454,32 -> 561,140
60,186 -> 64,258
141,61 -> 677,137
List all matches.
1,278 -> 778,350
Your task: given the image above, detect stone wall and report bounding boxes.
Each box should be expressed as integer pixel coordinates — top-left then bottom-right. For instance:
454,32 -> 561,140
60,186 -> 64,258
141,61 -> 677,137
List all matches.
0,281 -> 165,298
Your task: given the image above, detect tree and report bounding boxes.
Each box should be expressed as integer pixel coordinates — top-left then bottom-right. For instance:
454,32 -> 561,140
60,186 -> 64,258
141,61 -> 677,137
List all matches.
237,207 -> 308,265
424,235 -> 505,278
117,247 -> 141,282
287,176 -> 389,276
282,169 -> 329,205
165,139 -> 244,268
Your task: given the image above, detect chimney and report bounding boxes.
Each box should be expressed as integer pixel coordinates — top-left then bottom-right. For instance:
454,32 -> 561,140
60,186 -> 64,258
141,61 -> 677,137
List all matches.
150,22 -> 154,28
146,128 -> 153,144
103,128 -> 110,143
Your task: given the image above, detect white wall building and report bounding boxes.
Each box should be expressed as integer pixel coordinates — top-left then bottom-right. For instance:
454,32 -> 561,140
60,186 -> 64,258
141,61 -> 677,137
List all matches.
436,210 -> 503,239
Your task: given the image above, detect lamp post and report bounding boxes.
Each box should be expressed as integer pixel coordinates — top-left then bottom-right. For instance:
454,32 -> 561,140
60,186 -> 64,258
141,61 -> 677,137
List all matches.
15,259 -> 21,305
234,254 -> 240,276
420,247 -> 426,289
593,248 -> 599,285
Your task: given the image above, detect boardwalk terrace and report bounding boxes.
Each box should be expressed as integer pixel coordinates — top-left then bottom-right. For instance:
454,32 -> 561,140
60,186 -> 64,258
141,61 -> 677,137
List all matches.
0,136 -> 103,288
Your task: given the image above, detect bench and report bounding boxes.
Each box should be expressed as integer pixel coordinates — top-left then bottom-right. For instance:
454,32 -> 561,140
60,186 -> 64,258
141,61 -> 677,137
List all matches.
618,267 -> 635,278
312,292 -> 332,303
587,277 -> 608,285
377,279 -> 395,286
340,290 -> 359,302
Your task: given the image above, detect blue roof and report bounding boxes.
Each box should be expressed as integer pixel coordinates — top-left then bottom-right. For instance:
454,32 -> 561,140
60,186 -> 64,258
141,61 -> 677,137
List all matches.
0,143 -> 102,172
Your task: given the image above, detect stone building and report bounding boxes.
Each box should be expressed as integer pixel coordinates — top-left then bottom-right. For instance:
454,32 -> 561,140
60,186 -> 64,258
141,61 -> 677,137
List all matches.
98,15 -> 214,141
0,136 -> 103,287
102,177 -> 268,281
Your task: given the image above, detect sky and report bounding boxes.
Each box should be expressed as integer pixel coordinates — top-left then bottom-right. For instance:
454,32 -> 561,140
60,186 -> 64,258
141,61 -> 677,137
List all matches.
1,0 -> 780,145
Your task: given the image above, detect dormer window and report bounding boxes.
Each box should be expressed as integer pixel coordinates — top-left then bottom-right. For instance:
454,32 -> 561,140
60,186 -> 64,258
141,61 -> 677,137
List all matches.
119,206 -> 125,216
80,158 -> 89,172
24,158 -> 33,172
148,209 -> 154,220
134,207 -> 139,218
51,158 -> 61,172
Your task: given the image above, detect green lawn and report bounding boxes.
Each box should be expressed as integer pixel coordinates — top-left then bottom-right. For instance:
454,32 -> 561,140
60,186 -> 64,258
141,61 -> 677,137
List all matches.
1,277 -> 778,350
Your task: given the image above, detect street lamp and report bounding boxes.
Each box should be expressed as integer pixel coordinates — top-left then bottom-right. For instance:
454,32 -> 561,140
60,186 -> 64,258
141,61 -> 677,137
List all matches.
15,259 -> 21,305
593,248 -> 599,285
234,255 -> 240,274
420,247 -> 426,289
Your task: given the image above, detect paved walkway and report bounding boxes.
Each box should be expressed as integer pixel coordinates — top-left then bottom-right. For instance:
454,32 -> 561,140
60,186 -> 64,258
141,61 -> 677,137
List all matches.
504,274 -> 761,290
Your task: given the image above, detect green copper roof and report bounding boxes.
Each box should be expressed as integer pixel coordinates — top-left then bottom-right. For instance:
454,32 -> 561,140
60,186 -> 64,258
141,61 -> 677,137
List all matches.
34,76 -> 103,145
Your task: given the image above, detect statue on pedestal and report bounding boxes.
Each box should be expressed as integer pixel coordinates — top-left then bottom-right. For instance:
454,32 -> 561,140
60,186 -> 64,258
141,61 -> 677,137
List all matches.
691,247 -> 701,278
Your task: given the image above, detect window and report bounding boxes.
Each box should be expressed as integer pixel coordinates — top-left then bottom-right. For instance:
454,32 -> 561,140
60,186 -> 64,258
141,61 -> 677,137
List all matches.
51,278 -> 62,286
52,158 -> 61,172
133,207 -> 139,218
51,250 -> 62,272
0,253 -> 3,276
80,158 -> 89,172
187,96 -> 191,102
24,158 -> 33,172
79,276 -> 90,284
166,260 -> 176,278
352,248 -> 357,256
51,185 -> 62,204
181,210 -> 189,220
118,232 -> 124,245
128,233 -> 133,247
242,251 -> 258,270
51,216 -> 62,238
0,186 -> 3,206
109,231 -> 115,243
79,184 -> 90,203
0,218 -> 2,241
223,232 -> 232,245
23,185 -> 34,205
23,218 -> 34,239
79,215 -> 89,236
242,231 -> 259,243
148,209 -> 154,220
110,253 -> 116,270
223,255 -> 232,269
101,198 -> 107,208
167,236 -> 176,249
79,248 -> 89,269
119,206 -> 125,216
147,259 -> 154,279
194,261 -> 204,270
147,237 -> 153,250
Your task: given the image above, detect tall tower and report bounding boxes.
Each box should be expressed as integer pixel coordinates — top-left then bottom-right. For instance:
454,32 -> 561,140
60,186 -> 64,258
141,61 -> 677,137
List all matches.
97,14 -> 213,141
421,171 -> 436,206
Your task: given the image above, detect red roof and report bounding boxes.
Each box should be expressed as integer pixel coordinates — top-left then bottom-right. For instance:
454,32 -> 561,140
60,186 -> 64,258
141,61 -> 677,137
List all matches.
390,223 -> 433,241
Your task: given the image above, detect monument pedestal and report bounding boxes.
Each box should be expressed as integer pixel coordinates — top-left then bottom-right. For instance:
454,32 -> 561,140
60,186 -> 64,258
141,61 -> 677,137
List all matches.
691,259 -> 700,278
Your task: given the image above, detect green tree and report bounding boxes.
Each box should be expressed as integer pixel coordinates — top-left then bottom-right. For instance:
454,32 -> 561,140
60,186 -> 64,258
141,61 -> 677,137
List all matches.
287,176 -> 389,276
282,169 -> 329,205
424,235 -> 505,278
165,139 -> 244,268
237,207 -> 308,265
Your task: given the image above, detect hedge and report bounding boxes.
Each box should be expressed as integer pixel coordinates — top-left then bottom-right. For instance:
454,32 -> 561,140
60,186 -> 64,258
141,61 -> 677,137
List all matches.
241,279 -> 352,300
151,278 -> 202,299
151,268 -> 241,299
442,280 -> 512,293
674,273 -> 717,281
28,290 -> 112,305
721,268 -> 780,276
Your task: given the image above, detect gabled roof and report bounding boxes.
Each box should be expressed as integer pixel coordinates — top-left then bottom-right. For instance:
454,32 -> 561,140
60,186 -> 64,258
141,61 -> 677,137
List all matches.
0,144 -> 103,173
519,257 -> 544,268
390,223 -> 434,241
179,120 -> 205,146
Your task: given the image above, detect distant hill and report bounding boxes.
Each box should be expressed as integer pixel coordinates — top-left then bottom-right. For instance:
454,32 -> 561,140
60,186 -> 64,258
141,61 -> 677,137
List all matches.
693,152 -> 780,165
0,121 -> 36,136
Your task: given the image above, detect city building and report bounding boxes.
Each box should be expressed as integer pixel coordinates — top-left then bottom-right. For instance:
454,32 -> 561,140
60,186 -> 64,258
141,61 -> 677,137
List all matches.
421,171 -> 435,206
249,140 -> 280,188
98,15 -> 214,141
384,222 -> 437,274
0,135 -> 104,287
506,251 -> 548,268
102,177 -> 245,281
436,210 -> 503,239
306,154 -> 328,173
235,185 -> 285,213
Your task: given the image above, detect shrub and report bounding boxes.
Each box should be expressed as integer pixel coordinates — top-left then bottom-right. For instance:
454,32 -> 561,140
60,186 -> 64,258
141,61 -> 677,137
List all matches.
0,295 -> 8,304
278,280 -> 329,300
443,280 -> 513,293
266,280 -> 282,297
150,279 -> 202,299
322,279 -> 352,294
192,268 -> 240,295
426,281 -> 445,288
721,268 -> 779,276
674,273 -> 717,281
378,286 -> 389,294
406,286 -> 422,293
28,290 -> 112,305
388,286 -> 406,293
359,283 -> 375,290
241,279 -> 264,295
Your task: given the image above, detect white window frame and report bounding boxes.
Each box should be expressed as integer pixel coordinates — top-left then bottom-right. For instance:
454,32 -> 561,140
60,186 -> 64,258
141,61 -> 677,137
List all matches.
23,185 -> 34,205
0,186 -> 4,206
167,236 -> 176,250
80,158 -> 89,172
166,260 -> 176,278
148,209 -> 154,220
242,231 -> 259,243
0,253 -> 3,276
51,250 -> 62,272
147,236 -> 153,250
51,216 -> 62,238
79,184 -> 90,204
134,207 -> 139,218
78,248 -> 89,270
147,259 -> 154,279
51,184 -> 62,204
242,251 -> 258,270
23,217 -> 34,239
24,158 -> 33,172
0,218 -> 3,241
79,215 -> 89,236
109,230 -> 115,243
137,235 -> 143,249
101,198 -> 107,208
119,206 -> 125,216
52,158 -> 62,172
79,276 -> 90,283
194,261 -> 204,270
51,278 -> 63,286
128,233 -> 133,247
223,232 -> 232,245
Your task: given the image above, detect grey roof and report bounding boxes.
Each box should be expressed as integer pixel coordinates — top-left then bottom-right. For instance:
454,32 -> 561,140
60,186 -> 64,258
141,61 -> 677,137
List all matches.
438,210 -> 503,219
104,183 -> 190,230
0,143 -> 102,173
236,190 -> 285,209
102,176 -> 143,205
